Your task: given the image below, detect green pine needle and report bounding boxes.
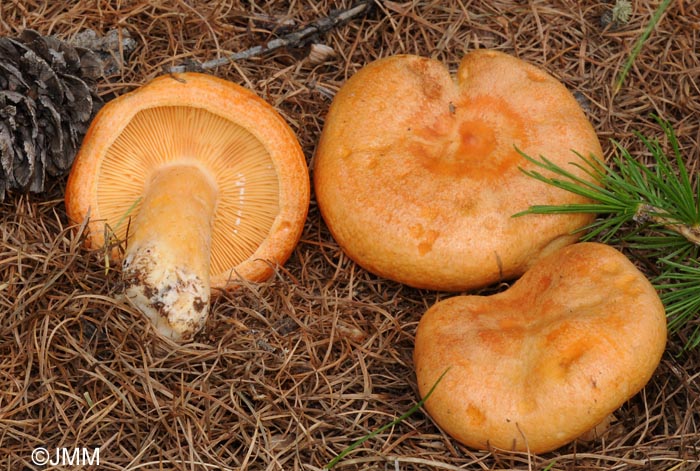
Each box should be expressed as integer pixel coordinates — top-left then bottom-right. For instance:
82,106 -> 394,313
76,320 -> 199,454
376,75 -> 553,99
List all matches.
655,259 -> 700,350
613,0 -> 673,95
516,117 -> 700,350
325,368 -> 450,469
542,462 -> 557,471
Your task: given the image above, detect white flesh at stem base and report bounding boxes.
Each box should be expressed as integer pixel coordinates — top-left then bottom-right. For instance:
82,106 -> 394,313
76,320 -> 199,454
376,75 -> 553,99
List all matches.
122,162 -> 218,342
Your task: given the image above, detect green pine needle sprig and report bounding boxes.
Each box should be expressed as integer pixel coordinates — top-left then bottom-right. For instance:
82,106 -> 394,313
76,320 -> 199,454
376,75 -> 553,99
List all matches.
516,117 -> 700,350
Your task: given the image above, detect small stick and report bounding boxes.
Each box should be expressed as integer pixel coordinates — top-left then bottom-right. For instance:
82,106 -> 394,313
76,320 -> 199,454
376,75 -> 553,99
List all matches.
635,203 -> 700,246
167,1 -> 374,73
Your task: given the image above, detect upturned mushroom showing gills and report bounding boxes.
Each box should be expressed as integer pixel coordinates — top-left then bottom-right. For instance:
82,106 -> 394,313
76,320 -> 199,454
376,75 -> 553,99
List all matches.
314,49 -> 603,291
65,73 -> 310,342
413,242 -> 667,454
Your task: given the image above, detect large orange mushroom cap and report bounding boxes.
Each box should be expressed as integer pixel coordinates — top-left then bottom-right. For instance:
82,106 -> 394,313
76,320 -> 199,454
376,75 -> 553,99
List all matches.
65,72 -> 309,341
314,50 -> 603,290
414,242 -> 667,454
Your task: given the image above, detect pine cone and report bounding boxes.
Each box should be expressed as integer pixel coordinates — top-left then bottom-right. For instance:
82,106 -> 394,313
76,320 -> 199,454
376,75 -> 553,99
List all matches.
0,29 -> 133,200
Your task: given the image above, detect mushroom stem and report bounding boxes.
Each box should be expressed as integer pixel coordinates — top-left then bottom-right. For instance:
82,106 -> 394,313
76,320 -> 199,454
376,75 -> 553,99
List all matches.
122,162 -> 218,341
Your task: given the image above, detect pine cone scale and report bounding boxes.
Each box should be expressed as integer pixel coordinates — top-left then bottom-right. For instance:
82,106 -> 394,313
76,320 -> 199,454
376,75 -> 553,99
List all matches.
0,28 -> 133,200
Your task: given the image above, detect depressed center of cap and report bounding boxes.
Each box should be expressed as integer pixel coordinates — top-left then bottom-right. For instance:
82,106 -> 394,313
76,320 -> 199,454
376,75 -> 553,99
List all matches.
408,96 -> 525,179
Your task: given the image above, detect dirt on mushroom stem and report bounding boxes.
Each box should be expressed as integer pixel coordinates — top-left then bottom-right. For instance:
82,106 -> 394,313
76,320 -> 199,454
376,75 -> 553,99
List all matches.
122,162 -> 218,342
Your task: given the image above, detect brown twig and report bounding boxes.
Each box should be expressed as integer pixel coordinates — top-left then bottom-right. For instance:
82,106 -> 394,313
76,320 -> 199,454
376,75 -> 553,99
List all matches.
635,203 -> 700,245
166,1 -> 374,73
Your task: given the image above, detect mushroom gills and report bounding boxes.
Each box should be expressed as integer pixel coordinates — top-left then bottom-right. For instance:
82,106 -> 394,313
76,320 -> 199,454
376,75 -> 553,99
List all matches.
66,75 -> 309,343
123,162 -> 218,341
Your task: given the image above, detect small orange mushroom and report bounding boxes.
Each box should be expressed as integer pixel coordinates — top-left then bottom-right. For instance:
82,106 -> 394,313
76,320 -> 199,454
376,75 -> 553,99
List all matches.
414,242 -> 667,454
66,73 -> 309,342
314,50 -> 603,291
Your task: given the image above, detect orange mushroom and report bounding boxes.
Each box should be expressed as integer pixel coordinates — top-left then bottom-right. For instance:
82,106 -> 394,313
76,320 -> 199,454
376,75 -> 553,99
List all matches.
66,72 -> 309,342
314,50 -> 603,291
414,242 -> 667,453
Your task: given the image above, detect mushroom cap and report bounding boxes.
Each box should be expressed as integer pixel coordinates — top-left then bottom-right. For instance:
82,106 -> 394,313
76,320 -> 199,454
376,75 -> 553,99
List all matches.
413,242 -> 667,453
313,50 -> 603,291
65,72 -> 309,289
